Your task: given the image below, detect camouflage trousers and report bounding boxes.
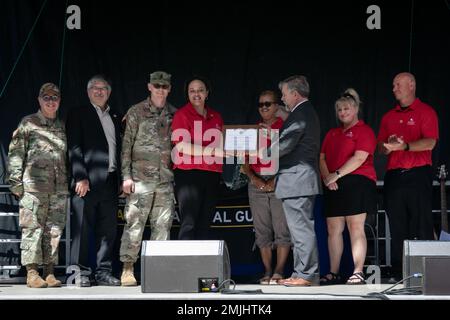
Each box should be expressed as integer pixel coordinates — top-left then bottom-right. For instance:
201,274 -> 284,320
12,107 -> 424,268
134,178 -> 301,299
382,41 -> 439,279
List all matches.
19,192 -> 67,266
120,183 -> 174,263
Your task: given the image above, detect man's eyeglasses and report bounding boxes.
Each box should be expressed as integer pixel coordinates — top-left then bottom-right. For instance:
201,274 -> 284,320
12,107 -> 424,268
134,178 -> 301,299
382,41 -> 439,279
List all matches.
41,95 -> 59,102
90,86 -> 109,92
153,83 -> 170,90
258,101 -> 276,108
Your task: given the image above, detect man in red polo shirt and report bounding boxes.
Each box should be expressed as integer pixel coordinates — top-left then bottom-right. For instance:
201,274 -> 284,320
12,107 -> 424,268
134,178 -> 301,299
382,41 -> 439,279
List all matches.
378,72 -> 439,283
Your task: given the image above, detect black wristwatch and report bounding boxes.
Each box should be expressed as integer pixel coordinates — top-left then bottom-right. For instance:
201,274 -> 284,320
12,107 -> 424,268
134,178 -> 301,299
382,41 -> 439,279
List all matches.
335,170 -> 341,178
404,143 -> 410,151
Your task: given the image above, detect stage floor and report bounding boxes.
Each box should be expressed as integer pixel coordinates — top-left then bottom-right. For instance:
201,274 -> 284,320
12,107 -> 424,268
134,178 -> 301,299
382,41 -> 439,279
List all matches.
0,283 -> 448,300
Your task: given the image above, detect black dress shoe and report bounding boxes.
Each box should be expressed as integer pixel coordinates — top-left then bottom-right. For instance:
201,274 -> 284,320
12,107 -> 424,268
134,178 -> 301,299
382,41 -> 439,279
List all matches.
95,273 -> 121,286
80,275 -> 92,287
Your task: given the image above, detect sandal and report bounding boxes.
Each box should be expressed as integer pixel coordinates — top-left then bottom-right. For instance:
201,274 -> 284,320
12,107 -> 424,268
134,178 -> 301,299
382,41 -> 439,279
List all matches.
346,272 -> 366,285
259,273 -> 272,285
269,273 -> 284,285
319,272 -> 341,286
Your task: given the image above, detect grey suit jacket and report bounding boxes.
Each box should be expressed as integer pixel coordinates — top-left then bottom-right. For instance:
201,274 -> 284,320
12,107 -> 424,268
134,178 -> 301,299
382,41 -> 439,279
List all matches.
274,100 -> 322,199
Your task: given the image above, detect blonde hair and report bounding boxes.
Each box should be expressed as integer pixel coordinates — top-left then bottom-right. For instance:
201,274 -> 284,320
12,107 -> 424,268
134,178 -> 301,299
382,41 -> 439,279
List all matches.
335,88 -> 362,120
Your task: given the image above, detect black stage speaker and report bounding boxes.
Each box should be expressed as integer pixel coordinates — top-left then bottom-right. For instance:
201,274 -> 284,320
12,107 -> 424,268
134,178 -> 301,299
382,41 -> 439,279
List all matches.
403,240 -> 450,288
422,257 -> 450,295
141,240 -> 231,293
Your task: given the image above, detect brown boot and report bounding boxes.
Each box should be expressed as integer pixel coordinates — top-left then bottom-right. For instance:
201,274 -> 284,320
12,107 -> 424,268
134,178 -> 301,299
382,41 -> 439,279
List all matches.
121,262 -> 137,286
43,264 -> 62,287
26,264 -> 48,288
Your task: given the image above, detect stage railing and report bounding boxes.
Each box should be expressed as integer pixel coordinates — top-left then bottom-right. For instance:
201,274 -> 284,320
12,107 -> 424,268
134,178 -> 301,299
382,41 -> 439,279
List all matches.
0,184 -> 70,282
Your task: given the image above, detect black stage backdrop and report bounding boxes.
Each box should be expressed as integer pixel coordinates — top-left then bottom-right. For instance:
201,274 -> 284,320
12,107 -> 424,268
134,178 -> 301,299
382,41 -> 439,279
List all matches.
1,0 -> 449,280
1,0 -> 449,174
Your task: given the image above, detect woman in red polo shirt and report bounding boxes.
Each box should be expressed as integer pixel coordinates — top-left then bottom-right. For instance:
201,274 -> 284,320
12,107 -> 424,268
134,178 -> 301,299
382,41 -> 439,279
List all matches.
241,90 -> 291,285
319,88 -> 377,285
171,75 -> 224,240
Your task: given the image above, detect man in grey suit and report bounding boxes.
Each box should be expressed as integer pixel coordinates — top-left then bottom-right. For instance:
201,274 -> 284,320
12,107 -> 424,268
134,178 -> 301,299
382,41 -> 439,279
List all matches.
273,75 -> 321,286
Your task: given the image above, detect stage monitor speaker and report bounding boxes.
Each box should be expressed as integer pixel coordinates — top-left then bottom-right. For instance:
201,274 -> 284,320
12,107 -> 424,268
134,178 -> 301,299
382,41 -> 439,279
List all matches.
403,240 -> 450,288
422,257 -> 450,295
141,240 -> 230,293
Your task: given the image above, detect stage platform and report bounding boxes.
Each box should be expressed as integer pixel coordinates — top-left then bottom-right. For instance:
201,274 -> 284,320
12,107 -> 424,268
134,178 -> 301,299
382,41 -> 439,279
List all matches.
0,283 -> 448,300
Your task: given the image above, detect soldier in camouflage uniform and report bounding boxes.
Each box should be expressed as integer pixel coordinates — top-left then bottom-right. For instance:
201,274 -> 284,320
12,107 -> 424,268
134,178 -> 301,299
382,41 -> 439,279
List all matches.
7,83 -> 68,288
119,71 -> 177,286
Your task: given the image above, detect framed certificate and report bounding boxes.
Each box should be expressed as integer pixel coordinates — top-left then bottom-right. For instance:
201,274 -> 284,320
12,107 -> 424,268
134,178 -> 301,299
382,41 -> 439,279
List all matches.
223,125 -> 259,151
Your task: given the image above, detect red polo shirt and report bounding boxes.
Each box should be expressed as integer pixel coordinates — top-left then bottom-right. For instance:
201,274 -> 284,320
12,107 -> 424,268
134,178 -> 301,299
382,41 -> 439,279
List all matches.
321,120 -> 377,182
250,117 -> 283,175
377,98 -> 439,170
171,102 -> 224,172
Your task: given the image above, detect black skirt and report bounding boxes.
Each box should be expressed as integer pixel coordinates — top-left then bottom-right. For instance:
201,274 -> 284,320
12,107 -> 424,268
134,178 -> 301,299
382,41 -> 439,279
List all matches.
323,174 -> 377,218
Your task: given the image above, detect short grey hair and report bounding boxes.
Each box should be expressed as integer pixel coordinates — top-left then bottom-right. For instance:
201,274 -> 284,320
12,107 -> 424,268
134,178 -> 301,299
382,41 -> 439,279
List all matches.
278,75 -> 310,98
87,75 -> 111,91
395,72 -> 416,84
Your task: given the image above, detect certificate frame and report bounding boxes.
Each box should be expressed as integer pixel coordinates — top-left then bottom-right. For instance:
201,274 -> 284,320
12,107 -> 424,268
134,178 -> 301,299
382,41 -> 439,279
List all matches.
223,125 -> 260,152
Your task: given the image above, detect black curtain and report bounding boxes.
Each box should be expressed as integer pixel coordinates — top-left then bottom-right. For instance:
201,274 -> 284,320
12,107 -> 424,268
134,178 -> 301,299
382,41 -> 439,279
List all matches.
1,0 -> 449,177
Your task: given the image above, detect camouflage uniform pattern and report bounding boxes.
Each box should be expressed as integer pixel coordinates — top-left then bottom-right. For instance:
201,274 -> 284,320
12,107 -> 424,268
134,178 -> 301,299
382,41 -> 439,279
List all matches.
7,110 -> 68,265
120,98 -> 177,263
18,192 -> 67,265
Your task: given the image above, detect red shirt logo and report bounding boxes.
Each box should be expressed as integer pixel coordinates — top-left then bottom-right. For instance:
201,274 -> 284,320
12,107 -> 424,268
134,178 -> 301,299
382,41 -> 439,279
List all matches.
407,118 -> 416,126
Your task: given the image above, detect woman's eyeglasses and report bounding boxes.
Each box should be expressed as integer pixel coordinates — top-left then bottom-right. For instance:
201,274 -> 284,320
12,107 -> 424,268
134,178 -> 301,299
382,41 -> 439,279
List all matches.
258,101 -> 276,108
153,83 -> 170,89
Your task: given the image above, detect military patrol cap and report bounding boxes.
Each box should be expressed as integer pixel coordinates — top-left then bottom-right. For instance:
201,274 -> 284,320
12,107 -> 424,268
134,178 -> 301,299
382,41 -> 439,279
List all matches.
39,83 -> 60,97
149,71 -> 171,85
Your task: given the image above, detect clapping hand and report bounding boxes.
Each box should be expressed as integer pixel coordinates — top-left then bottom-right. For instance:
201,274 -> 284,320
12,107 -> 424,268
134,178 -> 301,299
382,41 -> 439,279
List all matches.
384,134 -> 406,152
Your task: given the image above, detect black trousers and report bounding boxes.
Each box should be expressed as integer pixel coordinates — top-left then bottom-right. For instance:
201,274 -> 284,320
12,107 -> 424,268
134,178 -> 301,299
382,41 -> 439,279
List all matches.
70,173 -> 118,275
174,169 -> 220,240
384,165 -> 434,276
